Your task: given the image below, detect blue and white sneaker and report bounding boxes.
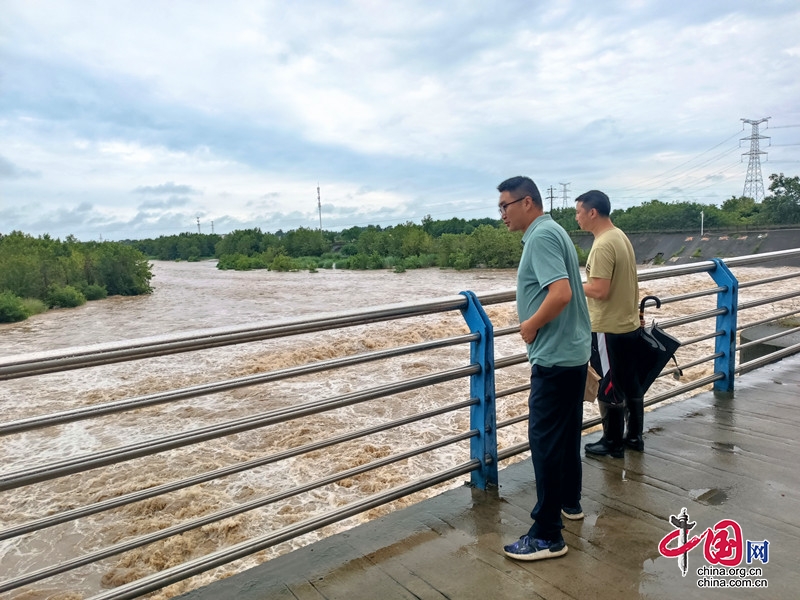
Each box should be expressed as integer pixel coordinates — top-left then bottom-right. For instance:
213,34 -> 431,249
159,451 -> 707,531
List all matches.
503,535 -> 568,561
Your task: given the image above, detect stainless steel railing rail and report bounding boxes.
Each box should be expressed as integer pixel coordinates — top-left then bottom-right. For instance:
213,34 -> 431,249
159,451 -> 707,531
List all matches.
89,460 -> 482,600
0,333 -> 477,436
0,365 -> 478,492
0,296 -> 470,380
1,247 -> 799,599
0,398 -> 477,541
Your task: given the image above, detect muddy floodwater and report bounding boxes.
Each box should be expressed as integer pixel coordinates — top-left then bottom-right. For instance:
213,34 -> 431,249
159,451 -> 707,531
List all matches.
1,260 -> 798,599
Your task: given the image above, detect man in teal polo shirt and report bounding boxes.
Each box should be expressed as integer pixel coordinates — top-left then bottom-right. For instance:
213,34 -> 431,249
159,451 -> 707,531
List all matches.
497,175 -> 591,562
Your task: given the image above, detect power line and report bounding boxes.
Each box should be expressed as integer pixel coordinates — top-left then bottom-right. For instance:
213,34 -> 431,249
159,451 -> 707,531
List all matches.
609,155 -> 742,205
614,129 -> 743,193
636,145 -> 741,195
657,160 -> 743,201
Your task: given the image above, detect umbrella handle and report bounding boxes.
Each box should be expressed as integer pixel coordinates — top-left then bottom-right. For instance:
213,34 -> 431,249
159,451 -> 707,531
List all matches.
639,295 -> 661,311
639,295 -> 662,328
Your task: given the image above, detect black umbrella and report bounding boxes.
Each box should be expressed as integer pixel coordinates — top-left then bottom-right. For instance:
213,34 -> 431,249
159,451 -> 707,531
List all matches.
631,295 -> 682,397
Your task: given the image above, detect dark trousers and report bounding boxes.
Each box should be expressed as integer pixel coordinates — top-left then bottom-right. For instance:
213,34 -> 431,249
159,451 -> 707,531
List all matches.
590,330 -> 642,402
526,362 -> 587,541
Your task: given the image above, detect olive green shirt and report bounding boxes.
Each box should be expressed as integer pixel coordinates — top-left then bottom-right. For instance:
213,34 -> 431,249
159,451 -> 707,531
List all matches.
585,227 -> 640,334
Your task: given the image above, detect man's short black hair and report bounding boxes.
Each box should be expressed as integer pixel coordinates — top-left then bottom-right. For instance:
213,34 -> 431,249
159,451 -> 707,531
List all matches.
497,176 -> 543,209
575,190 -> 611,217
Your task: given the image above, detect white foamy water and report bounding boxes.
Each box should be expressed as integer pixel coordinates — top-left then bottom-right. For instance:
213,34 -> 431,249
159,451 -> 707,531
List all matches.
1,260 -> 797,599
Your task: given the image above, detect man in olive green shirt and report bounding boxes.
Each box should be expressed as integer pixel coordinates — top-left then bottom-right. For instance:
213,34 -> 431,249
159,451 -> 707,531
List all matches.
575,190 -> 643,457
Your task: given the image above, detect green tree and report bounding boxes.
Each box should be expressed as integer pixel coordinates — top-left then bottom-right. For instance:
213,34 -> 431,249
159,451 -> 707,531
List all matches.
91,244 -> 153,295
46,284 -> 87,308
468,225 -> 522,268
215,228 -> 267,257
549,207 -> 579,232
762,173 -> 800,224
176,236 -> 202,261
0,235 -> 44,298
0,291 -> 28,323
356,226 -> 389,256
339,225 -> 366,243
0,232 -> 153,316
720,196 -> 761,226
392,222 -> 433,258
435,233 -> 472,268
283,227 -> 330,257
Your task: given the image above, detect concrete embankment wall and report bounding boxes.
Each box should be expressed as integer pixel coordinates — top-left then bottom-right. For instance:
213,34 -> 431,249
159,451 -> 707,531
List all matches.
571,228 -> 800,266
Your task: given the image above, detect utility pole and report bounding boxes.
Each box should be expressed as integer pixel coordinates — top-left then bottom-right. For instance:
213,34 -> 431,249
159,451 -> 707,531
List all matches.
317,184 -> 323,231
547,186 -> 556,212
196,216 -> 201,234
211,221 -> 214,234
559,182 -> 570,209
741,117 -> 770,201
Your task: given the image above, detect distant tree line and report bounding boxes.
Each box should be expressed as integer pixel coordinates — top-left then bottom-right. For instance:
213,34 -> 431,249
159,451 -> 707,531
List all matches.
127,231 -> 222,261
127,216 -> 530,273
0,232 -> 153,323
124,172 -> 800,273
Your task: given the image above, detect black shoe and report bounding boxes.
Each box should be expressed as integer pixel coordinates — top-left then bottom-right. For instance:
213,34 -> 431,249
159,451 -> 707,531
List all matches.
585,437 -> 624,458
624,437 -> 644,452
624,397 -> 645,452
590,400 -> 625,458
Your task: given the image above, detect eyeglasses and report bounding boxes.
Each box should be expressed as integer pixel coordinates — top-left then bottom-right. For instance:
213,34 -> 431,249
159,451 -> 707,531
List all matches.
498,195 -> 528,215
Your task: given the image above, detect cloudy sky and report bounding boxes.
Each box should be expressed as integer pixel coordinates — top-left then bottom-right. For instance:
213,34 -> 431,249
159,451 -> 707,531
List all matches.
1,1 -> 799,241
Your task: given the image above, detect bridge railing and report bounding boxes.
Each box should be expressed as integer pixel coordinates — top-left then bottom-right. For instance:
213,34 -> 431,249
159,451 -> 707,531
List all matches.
1,248 -> 799,599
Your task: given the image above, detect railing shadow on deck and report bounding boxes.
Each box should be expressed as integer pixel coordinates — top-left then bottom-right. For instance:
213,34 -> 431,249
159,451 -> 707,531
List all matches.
1,248 -> 800,599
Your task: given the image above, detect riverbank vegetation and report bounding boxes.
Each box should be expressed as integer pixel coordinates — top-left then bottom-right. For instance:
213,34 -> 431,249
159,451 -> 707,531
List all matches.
0,232 -> 152,322
123,173 -> 799,273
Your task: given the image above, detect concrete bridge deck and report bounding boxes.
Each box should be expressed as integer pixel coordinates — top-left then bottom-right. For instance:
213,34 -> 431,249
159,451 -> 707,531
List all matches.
177,354 -> 800,600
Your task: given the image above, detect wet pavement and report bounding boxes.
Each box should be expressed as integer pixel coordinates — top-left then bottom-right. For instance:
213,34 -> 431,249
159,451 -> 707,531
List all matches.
177,354 -> 800,599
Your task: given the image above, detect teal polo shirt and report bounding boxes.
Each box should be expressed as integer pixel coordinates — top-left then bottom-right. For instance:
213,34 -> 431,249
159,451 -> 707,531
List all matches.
517,214 -> 591,368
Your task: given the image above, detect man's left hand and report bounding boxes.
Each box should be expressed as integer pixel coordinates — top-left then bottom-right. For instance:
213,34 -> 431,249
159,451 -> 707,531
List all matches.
520,319 -> 539,344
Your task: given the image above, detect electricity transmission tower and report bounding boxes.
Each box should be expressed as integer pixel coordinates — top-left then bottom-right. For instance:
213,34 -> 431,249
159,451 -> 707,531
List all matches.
741,117 -> 770,201
559,182 -> 570,209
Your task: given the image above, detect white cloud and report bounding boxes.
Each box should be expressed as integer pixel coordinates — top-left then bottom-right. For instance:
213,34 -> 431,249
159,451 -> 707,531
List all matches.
1,0 -> 798,240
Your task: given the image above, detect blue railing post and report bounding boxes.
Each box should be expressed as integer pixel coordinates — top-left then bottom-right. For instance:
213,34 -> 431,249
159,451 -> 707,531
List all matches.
709,259 -> 739,393
459,291 -> 498,489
